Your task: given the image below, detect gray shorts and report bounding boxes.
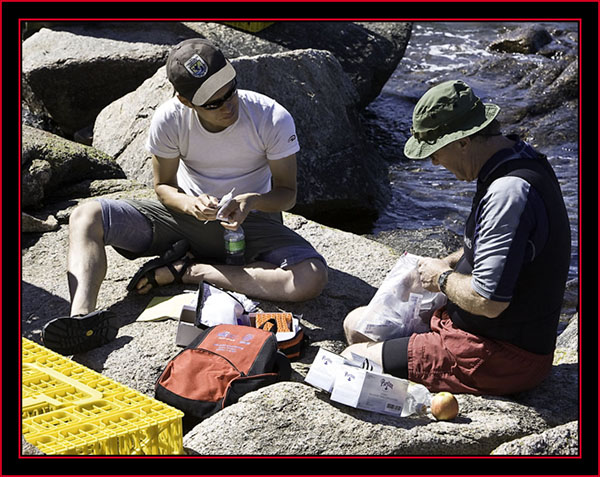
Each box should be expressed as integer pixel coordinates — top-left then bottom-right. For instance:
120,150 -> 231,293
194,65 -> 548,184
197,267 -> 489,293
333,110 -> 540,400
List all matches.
97,198 -> 326,269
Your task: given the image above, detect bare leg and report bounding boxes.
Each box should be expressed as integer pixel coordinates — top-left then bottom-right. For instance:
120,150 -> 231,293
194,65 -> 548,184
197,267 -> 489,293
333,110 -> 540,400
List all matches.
192,258 -> 328,302
343,306 -> 375,345
135,257 -> 328,302
67,201 -> 107,316
340,341 -> 385,368
341,306 -> 386,370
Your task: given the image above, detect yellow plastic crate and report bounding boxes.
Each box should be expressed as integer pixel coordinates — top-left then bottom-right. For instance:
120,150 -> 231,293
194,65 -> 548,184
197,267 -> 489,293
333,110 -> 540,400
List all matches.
222,21 -> 275,33
22,338 -> 185,455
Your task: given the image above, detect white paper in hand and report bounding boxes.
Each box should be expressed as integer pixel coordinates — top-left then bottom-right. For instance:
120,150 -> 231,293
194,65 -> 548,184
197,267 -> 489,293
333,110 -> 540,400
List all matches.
216,188 -> 235,222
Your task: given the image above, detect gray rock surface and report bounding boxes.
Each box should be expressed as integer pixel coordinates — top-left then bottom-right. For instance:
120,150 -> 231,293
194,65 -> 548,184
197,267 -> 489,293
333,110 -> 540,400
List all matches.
21,186 -> 579,456
22,21 -> 410,223
22,212 -> 58,233
182,309 -> 579,455
557,313 -> 578,349
22,435 -> 44,456
182,382 -> 552,456
21,22 -> 193,136
491,420 -> 579,455
19,21 -> 580,457
21,125 -> 125,209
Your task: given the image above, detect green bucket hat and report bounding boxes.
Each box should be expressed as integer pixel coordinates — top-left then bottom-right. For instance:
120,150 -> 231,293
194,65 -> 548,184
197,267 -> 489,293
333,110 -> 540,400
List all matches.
404,80 -> 500,159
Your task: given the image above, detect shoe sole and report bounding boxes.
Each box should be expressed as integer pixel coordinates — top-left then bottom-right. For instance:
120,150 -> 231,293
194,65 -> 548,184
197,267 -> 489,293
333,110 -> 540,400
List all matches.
41,310 -> 119,355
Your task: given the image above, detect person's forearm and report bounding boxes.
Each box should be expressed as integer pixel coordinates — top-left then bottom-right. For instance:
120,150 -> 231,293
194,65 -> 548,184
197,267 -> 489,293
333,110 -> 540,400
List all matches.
443,249 -> 464,268
155,183 -> 193,214
442,272 -> 509,318
243,186 -> 296,213
418,257 -> 509,318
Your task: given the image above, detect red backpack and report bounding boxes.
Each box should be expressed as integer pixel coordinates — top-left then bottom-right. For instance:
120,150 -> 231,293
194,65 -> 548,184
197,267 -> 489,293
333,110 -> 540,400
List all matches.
155,324 -> 291,421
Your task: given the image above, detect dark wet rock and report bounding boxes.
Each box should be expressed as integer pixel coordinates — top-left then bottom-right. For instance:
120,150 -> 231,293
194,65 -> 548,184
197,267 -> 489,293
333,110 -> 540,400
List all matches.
489,26 -> 553,54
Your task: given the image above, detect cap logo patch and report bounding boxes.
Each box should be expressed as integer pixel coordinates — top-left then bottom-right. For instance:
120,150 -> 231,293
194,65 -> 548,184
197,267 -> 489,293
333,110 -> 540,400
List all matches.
184,54 -> 208,78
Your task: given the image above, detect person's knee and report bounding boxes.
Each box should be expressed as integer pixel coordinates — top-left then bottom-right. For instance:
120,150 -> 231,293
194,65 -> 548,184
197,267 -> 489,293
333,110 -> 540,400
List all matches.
287,259 -> 328,302
343,306 -> 372,345
69,201 -> 104,241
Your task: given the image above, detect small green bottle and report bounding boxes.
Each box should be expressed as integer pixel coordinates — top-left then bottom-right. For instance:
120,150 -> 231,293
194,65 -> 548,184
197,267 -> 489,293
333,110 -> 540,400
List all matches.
224,227 -> 245,266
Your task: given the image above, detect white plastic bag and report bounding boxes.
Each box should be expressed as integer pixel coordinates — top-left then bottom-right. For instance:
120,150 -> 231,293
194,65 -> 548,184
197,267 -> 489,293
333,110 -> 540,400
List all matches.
356,252 -> 447,341
196,282 -> 257,327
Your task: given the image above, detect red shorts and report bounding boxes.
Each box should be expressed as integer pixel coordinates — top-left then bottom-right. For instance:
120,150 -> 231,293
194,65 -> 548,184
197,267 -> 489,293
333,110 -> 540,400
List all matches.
407,308 -> 554,395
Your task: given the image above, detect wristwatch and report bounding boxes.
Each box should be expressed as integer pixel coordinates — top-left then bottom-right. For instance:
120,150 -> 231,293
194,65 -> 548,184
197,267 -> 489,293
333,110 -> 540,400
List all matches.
437,270 -> 453,294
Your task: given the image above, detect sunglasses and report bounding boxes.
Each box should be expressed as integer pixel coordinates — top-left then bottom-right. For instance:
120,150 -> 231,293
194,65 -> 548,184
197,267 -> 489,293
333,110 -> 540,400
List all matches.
200,79 -> 238,110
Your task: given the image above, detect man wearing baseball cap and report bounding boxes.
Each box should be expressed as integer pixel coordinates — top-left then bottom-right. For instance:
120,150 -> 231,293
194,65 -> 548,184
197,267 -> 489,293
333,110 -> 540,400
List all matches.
42,39 -> 328,356
343,80 -> 571,395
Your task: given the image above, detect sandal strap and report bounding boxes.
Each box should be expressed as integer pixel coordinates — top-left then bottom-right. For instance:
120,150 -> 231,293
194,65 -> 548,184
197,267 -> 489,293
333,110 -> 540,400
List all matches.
165,255 -> 193,284
146,273 -> 159,288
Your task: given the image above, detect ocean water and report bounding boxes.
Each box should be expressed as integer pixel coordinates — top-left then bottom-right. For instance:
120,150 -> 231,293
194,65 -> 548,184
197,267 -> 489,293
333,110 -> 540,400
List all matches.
364,21 -> 579,282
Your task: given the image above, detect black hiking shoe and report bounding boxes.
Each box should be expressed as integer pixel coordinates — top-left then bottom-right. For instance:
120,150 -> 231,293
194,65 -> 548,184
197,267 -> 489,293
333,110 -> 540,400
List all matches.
41,309 -> 119,355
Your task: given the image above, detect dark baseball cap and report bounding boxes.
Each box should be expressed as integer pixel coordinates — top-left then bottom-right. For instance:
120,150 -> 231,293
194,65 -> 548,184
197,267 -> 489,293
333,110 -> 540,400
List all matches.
166,38 -> 237,106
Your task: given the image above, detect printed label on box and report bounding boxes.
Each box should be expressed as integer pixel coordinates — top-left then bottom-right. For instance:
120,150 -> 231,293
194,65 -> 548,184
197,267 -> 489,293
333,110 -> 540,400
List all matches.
358,371 -> 409,416
330,364 -> 409,417
304,348 -> 346,392
330,365 -> 366,408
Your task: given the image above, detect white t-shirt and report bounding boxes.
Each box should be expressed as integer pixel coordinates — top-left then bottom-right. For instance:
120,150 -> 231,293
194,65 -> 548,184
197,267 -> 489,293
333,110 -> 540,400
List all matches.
146,89 -> 300,199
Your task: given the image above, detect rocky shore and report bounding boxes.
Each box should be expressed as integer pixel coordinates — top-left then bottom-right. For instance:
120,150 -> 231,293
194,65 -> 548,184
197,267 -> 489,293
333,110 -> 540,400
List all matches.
21,21 -> 579,457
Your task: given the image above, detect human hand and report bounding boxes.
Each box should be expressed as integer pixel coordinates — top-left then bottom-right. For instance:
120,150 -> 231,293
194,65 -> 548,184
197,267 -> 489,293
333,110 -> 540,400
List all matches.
188,194 -> 219,221
417,257 -> 452,292
219,193 -> 259,230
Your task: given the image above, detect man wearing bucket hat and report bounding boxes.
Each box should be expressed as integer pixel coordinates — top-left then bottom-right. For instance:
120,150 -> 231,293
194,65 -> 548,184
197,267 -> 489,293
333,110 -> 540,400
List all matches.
42,39 -> 328,356
343,80 -> 571,395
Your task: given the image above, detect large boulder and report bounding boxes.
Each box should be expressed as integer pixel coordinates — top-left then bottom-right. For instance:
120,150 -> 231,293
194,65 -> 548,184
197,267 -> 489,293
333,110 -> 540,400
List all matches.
489,25 -> 553,54
184,310 -> 579,455
22,21 -> 411,138
92,49 -> 391,223
21,125 -> 125,209
525,58 -> 578,116
21,22 -> 195,136
183,21 -> 412,108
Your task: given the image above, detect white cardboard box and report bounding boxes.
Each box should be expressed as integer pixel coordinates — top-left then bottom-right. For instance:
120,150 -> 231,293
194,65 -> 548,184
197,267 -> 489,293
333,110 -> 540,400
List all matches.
304,348 -> 347,392
330,364 -> 408,417
305,348 -> 414,417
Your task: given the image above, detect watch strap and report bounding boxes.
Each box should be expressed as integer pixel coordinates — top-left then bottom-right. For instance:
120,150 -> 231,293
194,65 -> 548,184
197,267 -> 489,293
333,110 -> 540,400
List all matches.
438,270 -> 453,294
